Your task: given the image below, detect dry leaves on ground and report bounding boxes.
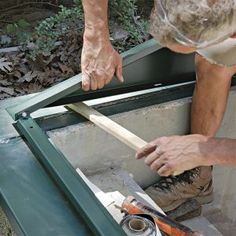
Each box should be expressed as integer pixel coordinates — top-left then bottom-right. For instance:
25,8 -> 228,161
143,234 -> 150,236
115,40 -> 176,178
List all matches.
0,32 -> 83,100
0,58 -> 13,73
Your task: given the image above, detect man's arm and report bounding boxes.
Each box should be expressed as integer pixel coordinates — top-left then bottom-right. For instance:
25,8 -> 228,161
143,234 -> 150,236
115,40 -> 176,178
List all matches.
135,54 -> 236,176
81,0 -> 123,91
136,135 -> 236,176
191,54 -> 235,136
208,138 -> 236,166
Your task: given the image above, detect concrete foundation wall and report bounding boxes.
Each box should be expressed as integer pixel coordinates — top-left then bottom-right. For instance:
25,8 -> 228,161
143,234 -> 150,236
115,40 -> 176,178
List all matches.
48,87 -> 236,220
49,97 -> 191,187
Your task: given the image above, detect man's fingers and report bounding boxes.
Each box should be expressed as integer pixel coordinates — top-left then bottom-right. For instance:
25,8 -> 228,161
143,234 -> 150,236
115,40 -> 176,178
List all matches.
105,67 -> 115,85
150,158 -> 163,172
95,70 -> 108,89
157,164 -> 173,177
82,73 -> 90,91
144,147 -> 162,165
136,143 -> 156,159
105,77 -> 112,85
115,56 -> 124,83
97,76 -> 105,89
90,77 -> 98,90
116,66 -> 124,83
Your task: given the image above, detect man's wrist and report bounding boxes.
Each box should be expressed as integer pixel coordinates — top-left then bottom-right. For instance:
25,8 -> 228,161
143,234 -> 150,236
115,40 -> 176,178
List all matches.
195,135 -> 212,166
82,0 -> 109,42
204,137 -> 229,166
83,27 -> 110,43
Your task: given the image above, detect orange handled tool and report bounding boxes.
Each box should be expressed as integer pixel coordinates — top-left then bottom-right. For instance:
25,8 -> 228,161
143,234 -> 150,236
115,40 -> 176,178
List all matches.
121,196 -> 201,236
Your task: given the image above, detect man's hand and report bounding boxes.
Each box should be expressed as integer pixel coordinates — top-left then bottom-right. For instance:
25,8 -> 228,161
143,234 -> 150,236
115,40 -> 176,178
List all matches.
136,135 -> 210,176
81,0 -> 124,91
81,39 -> 123,91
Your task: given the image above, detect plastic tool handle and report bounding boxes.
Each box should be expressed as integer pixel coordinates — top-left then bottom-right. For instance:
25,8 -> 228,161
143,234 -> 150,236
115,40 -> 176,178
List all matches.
122,196 -> 200,236
67,102 -> 182,176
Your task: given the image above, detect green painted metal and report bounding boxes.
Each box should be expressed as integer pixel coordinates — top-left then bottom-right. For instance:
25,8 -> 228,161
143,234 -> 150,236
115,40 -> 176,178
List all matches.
0,137 -> 93,236
7,74 -> 82,120
5,39 -> 194,236
39,82 -> 196,131
6,40 -> 161,120
7,39 -> 196,120
0,82 -> 195,236
121,38 -> 162,65
14,117 -> 126,236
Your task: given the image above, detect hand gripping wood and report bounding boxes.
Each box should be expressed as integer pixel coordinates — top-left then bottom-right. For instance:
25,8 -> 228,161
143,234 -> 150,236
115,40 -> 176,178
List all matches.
67,102 -> 181,176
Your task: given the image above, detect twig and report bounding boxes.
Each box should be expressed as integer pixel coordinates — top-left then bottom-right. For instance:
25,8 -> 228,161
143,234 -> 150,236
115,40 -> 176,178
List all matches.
0,20 -> 13,24
0,41 -> 62,54
0,2 -> 60,14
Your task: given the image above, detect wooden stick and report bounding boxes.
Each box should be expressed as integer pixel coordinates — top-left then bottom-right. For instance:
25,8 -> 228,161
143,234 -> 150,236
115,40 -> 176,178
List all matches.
67,102 -> 182,176
67,102 -> 147,151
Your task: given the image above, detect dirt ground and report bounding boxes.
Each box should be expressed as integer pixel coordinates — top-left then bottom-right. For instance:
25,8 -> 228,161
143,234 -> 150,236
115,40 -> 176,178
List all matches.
0,207 -> 16,236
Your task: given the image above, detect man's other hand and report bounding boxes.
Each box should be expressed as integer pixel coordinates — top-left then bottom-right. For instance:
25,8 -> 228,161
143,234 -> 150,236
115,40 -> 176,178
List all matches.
136,135 -> 210,176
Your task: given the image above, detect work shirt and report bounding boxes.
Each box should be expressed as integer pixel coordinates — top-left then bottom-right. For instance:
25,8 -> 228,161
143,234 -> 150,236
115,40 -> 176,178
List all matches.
197,38 -> 236,67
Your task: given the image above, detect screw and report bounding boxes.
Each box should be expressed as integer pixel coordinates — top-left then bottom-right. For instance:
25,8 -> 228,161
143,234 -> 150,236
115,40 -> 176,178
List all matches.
21,112 -> 28,118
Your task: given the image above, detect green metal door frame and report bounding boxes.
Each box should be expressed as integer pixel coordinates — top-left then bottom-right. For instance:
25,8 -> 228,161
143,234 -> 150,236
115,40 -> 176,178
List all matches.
7,39 -> 196,120
14,117 -> 126,236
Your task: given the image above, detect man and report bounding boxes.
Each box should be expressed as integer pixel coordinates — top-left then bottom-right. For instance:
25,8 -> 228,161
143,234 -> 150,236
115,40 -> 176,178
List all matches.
81,0 -> 236,212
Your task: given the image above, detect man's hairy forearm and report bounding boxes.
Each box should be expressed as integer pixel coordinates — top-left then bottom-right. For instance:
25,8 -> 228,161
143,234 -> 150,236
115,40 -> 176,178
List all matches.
205,138 -> 236,166
81,0 -> 123,91
82,0 -> 109,41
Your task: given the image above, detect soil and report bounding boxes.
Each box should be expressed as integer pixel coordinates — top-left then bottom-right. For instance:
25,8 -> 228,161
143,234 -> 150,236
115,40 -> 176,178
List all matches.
0,207 -> 16,236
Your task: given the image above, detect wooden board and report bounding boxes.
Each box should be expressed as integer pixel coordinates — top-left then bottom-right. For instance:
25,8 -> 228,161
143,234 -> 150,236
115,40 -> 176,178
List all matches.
68,102 -> 147,151
67,102 -> 181,176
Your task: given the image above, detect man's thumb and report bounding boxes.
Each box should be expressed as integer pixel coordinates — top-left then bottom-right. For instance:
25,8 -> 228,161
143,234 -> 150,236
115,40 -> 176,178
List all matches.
115,57 -> 124,83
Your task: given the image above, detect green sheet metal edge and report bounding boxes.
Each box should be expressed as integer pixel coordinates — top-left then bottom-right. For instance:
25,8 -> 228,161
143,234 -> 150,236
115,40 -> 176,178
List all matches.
0,138 -> 93,236
7,74 -> 82,120
14,117 -> 126,236
7,40 -> 161,120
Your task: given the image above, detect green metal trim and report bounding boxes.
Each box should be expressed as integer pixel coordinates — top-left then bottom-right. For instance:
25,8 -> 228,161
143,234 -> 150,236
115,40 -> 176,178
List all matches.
14,117 -> 126,236
7,40 -> 161,120
49,71 -> 196,108
7,75 -> 82,120
121,39 -> 162,65
0,137 -> 93,236
37,82 -> 196,131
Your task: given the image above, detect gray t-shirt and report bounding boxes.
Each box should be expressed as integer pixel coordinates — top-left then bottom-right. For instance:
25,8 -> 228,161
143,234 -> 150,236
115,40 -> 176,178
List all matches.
197,38 -> 236,67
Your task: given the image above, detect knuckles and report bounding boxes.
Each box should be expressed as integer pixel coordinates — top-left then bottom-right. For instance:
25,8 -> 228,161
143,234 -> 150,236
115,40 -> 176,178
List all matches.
164,162 -> 174,171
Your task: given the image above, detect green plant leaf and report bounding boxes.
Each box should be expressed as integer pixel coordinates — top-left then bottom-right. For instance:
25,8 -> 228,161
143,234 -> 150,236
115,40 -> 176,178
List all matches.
4,24 -> 16,34
17,19 -> 31,29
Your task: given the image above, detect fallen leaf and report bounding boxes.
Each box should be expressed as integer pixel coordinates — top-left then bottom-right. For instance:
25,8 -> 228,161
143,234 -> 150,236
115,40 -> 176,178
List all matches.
0,58 -> 13,73
12,70 -> 22,79
0,35 -> 12,45
18,71 -> 38,83
58,63 -> 74,75
0,86 -> 14,95
0,80 -> 13,86
27,83 -> 42,92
